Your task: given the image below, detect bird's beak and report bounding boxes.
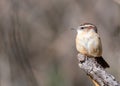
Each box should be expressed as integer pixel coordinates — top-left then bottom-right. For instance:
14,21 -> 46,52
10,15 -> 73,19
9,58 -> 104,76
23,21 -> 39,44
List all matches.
71,27 -> 76,30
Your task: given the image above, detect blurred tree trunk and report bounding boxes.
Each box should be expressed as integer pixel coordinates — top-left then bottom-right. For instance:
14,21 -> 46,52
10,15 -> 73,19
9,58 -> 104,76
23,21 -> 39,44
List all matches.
0,0 -> 39,86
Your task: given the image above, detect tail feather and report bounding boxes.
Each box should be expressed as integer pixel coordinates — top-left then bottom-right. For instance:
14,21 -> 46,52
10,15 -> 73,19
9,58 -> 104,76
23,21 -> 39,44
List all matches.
95,56 -> 110,68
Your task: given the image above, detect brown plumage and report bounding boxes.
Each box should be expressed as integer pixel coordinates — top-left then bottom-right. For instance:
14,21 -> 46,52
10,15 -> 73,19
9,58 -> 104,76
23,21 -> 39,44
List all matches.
75,23 -> 109,68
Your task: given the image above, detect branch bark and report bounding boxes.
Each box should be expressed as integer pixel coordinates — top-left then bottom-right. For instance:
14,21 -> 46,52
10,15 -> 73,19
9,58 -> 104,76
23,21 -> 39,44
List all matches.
77,53 -> 120,86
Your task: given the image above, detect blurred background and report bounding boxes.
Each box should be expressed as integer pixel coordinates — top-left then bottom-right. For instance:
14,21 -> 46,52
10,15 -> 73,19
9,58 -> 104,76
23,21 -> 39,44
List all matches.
0,0 -> 120,86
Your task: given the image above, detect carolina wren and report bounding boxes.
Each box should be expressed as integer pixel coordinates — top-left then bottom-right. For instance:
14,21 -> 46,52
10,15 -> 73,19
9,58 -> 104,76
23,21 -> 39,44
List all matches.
75,23 -> 109,68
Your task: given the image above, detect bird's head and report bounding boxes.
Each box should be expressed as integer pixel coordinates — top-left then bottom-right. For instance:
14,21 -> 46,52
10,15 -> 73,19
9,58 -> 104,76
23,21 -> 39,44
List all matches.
76,23 -> 97,34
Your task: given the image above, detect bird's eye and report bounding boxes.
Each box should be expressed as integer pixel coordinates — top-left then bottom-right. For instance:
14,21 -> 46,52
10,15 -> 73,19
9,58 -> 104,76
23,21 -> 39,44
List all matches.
81,27 -> 84,29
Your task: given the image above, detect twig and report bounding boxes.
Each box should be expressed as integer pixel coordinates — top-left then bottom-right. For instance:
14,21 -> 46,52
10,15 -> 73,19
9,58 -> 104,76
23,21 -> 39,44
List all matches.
77,53 -> 120,86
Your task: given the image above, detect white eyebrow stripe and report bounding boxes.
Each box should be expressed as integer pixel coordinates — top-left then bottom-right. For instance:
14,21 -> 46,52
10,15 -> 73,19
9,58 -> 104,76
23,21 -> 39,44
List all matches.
81,25 -> 94,27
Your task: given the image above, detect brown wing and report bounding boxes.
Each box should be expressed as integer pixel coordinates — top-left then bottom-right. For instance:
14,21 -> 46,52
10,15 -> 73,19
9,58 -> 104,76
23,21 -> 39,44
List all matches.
87,34 -> 102,57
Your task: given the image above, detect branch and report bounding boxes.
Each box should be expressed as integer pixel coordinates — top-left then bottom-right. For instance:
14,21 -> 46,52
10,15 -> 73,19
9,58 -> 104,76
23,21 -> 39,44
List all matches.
77,53 -> 120,86
113,0 -> 120,5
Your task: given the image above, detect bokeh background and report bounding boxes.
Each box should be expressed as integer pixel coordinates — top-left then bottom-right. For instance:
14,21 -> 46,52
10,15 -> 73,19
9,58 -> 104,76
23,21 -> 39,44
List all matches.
0,0 -> 120,86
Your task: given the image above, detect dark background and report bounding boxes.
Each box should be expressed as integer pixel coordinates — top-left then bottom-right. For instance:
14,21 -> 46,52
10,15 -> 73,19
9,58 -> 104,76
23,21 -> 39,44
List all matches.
0,0 -> 120,86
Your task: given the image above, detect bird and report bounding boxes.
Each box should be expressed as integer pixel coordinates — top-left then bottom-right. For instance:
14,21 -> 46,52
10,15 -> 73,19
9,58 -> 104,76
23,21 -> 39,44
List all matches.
75,23 -> 109,68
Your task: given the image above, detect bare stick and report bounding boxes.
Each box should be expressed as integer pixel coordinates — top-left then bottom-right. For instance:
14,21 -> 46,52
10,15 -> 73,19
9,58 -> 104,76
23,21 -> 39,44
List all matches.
77,53 -> 120,86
